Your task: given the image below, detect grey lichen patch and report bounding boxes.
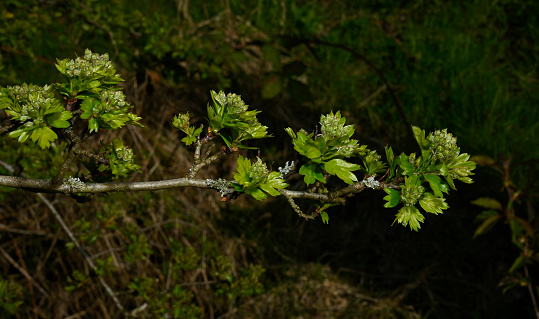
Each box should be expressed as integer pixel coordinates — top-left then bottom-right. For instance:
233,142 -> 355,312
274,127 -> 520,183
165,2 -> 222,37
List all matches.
205,178 -> 234,197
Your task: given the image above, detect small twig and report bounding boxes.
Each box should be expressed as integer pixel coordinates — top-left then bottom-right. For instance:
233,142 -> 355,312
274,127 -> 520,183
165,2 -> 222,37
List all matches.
281,192 -> 316,220
187,148 -> 228,179
51,143 -> 78,185
0,223 -> 56,238
524,265 -> 539,319
0,247 -> 49,298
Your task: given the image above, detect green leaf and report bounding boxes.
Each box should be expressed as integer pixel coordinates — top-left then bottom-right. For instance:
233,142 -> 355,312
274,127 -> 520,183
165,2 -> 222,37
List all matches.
470,197 -> 503,210
246,187 -> 267,201
324,159 -> 360,184
399,153 -> 414,175
299,162 -> 325,185
305,144 -> 322,159
473,214 -> 502,239
258,172 -> 287,196
181,136 -> 197,146
444,175 -> 456,190
412,126 -> 431,159
46,111 -> 72,128
80,99 -> 96,119
88,118 -> 99,133
320,211 -> 329,224
424,174 -> 445,197
508,255 -> 527,274
30,126 -> 58,149
383,188 -> 401,208
419,192 -> 449,215
393,205 -> 425,231
475,210 -> 499,222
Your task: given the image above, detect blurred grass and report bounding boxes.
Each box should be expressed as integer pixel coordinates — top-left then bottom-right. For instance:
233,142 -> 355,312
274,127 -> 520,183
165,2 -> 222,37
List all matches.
0,0 -> 538,317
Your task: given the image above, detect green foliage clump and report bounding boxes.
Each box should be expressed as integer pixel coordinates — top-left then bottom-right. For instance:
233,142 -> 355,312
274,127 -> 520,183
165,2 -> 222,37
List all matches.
207,90 -> 270,149
382,126 -> 476,231
233,155 -> 288,201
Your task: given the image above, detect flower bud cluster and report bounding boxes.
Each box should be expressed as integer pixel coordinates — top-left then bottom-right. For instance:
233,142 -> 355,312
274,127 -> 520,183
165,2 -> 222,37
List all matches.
5,84 -> 60,123
6,83 -> 52,103
320,111 -> 353,140
206,178 -> 234,197
249,158 -> 268,181
62,49 -> 113,78
364,150 -> 382,166
172,112 -> 190,130
214,91 -> 248,114
116,147 -> 135,162
99,89 -> 128,111
401,183 -> 425,206
428,129 -> 460,161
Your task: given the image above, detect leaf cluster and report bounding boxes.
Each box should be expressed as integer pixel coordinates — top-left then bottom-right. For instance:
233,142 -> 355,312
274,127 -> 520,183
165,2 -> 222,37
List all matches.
82,139 -> 141,181
0,84 -> 72,148
172,112 -> 203,146
207,90 -> 269,149
285,111 -> 383,185
382,126 -> 476,231
232,156 -> 287,201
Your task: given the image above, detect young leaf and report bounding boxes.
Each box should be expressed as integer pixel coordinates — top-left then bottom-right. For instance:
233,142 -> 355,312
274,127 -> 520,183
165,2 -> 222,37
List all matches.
258,172 -> 288,197
30,126 -> 58,149
399,153 -> 414,176
324,159 -> 360,184
383,188 -> 401,208
299,162 -> 326,185
412,126 -> 431,159
424,174 -> 445,198
393,205 -> 425,231
419,192 -> 449,215
320,211 -> 329,224
473,214 -> 502,239
46,111 -> 72,128
470,197 -> 503,210
246,187 -> 267,201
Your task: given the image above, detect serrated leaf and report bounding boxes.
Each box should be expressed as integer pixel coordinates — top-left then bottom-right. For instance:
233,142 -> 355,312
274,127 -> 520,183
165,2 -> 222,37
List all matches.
320,211 -> 329,224
30,126 -> 58,149
412,126 -> 430,159
299,162 -> 325,185
383,188 -> 401,208
471,197 -> 503,210
473,214 -> 502,239
393,205 -> 425,231
399,153 -> 414,175
46,111 -> 72,128
419,192 -> 449,215
88,118 -> 99,133
259,172 -> 287,196
247,187 -> 267,201
424,174 -> 444,197
80,99 -> 96,119
181,136 -> 196,145
445,175 -> 456,190
324,159 -> 360,184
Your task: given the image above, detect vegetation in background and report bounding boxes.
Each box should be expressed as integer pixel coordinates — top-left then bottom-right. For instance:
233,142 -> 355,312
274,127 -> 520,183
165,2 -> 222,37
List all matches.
0,0 -> 537,318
